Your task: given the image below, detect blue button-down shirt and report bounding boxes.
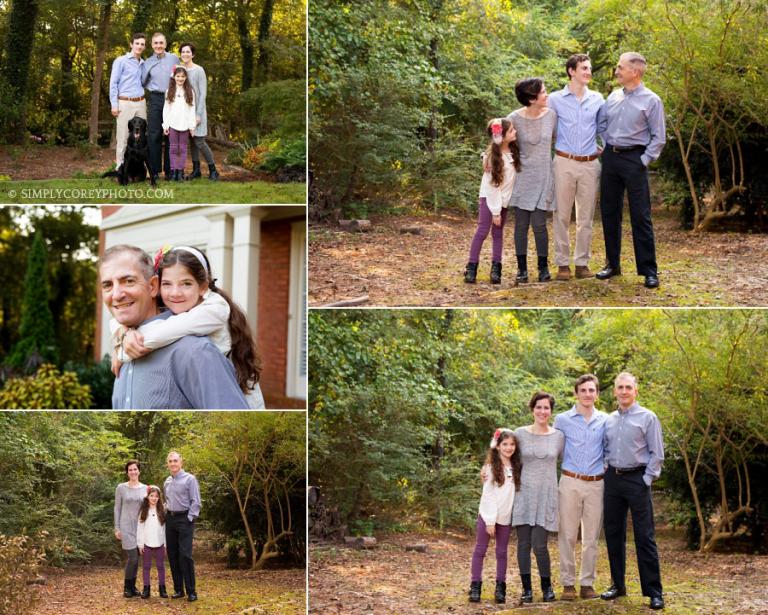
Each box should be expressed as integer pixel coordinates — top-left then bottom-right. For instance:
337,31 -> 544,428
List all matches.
604,402 -> 665,486
111,311 -> 249,409
142,52 -> 180,93
109,52 -> 145,109
553,406 -> 607,476
164,470 -> 201,522
597,84 -> 667,166
548,85 -> 605,156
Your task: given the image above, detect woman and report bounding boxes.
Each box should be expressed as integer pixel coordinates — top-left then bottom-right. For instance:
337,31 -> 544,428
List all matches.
507,78 -> 557,283
512,391 -> 564,603
114,459 -> 147,598
179,42 -> 219,180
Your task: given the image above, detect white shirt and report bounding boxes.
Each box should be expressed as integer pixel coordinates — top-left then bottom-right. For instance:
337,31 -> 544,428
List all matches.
478,463 -> 516,526
479,152 -> 517,215
136,505 -> 166,548
162,89 -> 197,132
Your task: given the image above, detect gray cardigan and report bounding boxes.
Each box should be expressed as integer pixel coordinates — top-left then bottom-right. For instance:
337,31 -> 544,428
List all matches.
186,64 -> 209,137
114,482 -> 146,549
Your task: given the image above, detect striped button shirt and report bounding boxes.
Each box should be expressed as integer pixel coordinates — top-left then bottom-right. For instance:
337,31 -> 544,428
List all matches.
548,85 -> 605,156
553,406 -> 607,476
604,402 -> 665,486
164,470 -> 201,522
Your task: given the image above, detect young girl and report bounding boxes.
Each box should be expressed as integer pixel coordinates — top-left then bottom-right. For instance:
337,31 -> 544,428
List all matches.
136,485 -> 167,599
162,66 -> 197,181
464,118 -> 520,285
469,428 -> 522,604
109,245 -> 265,408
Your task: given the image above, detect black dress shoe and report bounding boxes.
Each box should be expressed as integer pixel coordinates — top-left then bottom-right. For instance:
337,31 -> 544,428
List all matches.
600,585 -> 626,600
171,591 -> 185,599
596,265 -> 621,280
187,593 -> 198,602
650,596 -> 665,609
644,275 -> 660,288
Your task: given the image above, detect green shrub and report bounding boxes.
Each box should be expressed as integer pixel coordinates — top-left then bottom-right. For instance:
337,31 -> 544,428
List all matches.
0,364 -> 91,409
0,534 -> 44,614
63,358 -> 115,409
261,138 -> 306,173
239,79 -> 305,139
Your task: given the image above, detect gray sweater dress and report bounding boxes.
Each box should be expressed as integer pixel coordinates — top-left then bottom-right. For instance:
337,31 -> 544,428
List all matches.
511,427 -> 564,532
506,108 -> 557,212
114,482 -> 146,549
186,65 -> 209,137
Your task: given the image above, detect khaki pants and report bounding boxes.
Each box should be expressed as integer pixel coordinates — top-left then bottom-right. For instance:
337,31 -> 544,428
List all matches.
558,474 -> 604,587
115,99 -> 147,165
553,156 -> 600,267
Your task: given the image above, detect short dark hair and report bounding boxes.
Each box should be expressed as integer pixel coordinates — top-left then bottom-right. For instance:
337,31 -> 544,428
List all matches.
515,78 -> 544,107
125,459 -> 140,473
565,54 -> 591,80
574,373 -> 599,392
131,32 -> 147,44
528,391 -> 555,412
179,42 -> 196,55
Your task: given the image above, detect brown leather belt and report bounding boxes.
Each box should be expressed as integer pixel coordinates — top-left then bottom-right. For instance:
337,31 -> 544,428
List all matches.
562,469 -> 604,482
555,150 -> 599,162
118,96 -> 145,102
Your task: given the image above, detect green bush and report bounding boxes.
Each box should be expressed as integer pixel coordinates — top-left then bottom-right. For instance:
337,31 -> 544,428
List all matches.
239,79 -> 305,139
0,534 -> 44,614
63,358 -> 115,409
0,364 -> 91,409
261,138 -> 306,173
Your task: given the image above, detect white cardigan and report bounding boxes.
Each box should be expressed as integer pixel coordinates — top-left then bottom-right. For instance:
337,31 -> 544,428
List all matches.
479,152 -> 517,216
136,506 -> 166,548
478,463 -> 516,526
162,89 -> 197,132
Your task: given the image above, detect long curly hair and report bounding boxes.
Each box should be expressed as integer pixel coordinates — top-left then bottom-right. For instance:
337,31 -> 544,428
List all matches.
158,248 -> 262,393
166,66 -> 194,105
484,429 -> 522,490
139,485 -> 166,525
485,119 -> 521,187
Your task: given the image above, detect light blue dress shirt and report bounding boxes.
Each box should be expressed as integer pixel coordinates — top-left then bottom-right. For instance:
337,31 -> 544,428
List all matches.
553,406 -> 607,476
548,85 -> 605,156
164,470 -> 201,522
142,52 -> 180,93
604,402 -> 665,486
597,84 -> 667,166
109,53 -> 145,109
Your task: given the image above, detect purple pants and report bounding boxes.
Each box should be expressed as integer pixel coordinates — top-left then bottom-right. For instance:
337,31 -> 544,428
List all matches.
168,128 -> 189,171
468,198 -> 508,263
142,545 -> 166,586
470,516 -> 512,582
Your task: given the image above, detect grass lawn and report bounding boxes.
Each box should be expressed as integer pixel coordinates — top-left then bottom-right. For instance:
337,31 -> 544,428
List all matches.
0,178 -> 306,204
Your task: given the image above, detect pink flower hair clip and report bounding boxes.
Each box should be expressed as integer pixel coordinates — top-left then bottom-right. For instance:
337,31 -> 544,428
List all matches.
491,119 -> 503,145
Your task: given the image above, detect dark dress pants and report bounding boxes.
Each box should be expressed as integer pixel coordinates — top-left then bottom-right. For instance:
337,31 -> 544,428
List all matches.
599,147 -> 658,275
166,513 -> 196,594
147,91 -> 171,177
603,467 -> 662,599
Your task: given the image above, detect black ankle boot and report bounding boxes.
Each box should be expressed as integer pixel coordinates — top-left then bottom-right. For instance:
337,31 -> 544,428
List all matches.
158,584 -> 168,598
541,576 -> 556,602
520,573 -> 533,604
141,585 -> 150,599
123,579 -> 133,598
490,260 -> 502,284
494,580 -> 507,603
469,580 -> 482,602
171,169 -> 180,182
208,163 -> 220,181
130,578 -> 141,597
190,161 -> 202,179
538,256 -> 551,282
515,255 -> 528,283
464,262 -> 478,284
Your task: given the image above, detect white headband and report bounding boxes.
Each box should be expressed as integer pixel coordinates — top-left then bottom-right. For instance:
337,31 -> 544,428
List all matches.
172,246 -> 209,277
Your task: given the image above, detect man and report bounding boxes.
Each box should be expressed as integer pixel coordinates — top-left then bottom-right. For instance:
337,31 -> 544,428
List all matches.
142,32 -> 179,181
596,52 -> 666,289
164,451 -> 201,602
601,372 -> 665,610
553,374 -> 607,601
109,33 -> 147,168
547,54 -> 605,281
99,244 -> 249,409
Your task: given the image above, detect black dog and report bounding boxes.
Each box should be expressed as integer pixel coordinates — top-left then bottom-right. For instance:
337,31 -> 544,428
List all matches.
103,116 -> 155,186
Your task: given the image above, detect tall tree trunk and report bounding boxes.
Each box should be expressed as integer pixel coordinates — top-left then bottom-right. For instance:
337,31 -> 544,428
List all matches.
131,0 -> 153,36
237,0 -> 254,92
59,48 -> 78,123
254,0 -> 275,85
88,0 -> 112,145
1,0 -> 40,143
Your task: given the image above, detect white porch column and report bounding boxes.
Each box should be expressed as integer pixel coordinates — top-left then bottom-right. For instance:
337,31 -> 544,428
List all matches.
205,212 -> 234,292
230,207 -> 266,332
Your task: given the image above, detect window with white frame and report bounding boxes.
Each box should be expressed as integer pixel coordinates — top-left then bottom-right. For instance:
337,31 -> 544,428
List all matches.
286,221 -> 307,400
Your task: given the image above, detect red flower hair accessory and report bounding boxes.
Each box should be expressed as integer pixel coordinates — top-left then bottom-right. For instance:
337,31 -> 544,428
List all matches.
153,245 -> 172,273
489,428 -> 502,449
491,119 -> 503,145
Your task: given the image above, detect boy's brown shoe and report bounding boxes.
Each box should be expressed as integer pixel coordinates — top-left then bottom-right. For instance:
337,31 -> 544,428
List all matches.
580,586 -> 598,599
560,586 -> 577,601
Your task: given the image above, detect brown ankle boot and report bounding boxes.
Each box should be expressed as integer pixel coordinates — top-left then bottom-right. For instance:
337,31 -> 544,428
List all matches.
556,266 -> 571,280
561,585 -> 577,600
575,265 -> 594,279
580,586 -> 598,599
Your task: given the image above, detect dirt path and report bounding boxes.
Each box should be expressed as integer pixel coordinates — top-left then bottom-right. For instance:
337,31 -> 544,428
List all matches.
309,208 -> 768,307
310,528 -> 768,614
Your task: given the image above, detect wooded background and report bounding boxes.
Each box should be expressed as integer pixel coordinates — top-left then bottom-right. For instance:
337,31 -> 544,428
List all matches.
0,0 -> 305,171
309,0 -> 768,232
309,309 -> 768,553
